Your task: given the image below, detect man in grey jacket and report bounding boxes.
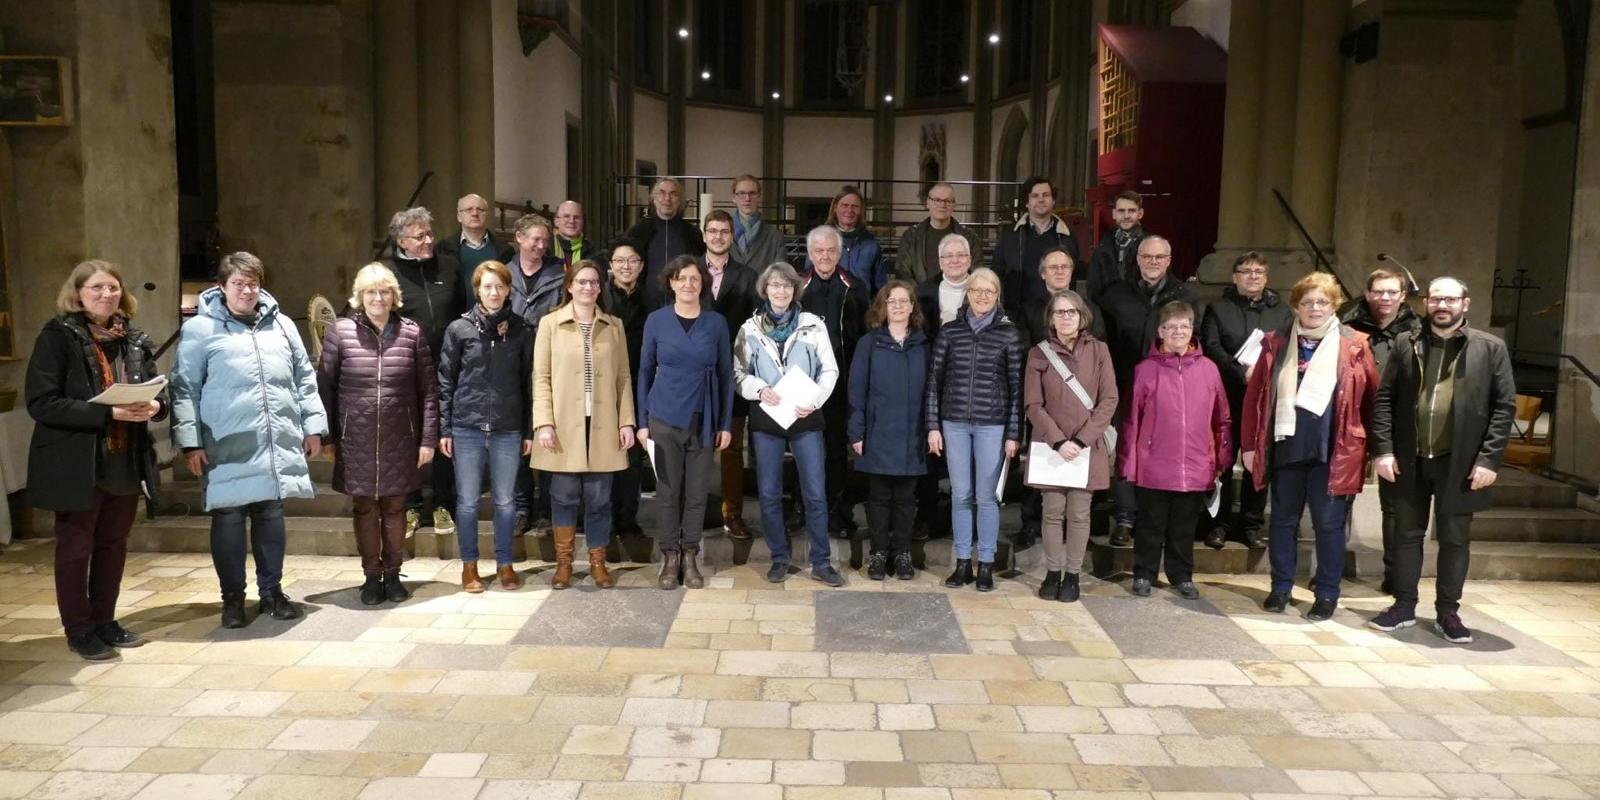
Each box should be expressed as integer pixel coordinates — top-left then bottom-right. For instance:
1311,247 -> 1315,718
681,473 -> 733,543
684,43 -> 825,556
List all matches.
730,175 -> 785,273
897,182 -> 979,285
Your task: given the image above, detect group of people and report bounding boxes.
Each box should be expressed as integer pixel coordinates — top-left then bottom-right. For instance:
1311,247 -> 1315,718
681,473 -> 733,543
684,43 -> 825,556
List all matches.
27,176 -> 1515,662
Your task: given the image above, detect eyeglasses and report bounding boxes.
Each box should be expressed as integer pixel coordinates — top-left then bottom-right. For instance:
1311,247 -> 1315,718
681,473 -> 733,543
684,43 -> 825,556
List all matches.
611,256 -> 643,266
1298,298 -> 1333,309
939,253 -> 969,261
885,298 -> 913,307
458,207 -> 488,215
1426,296 -> 1466,306
927,196 -> 956,206
225,279 -> 260,292
1369,289 -> 1404,298
400,231 -> 435,242
1138,253 -> 1172,262
573,279 -> 601,289
1051,309 -> 1079,318
1234,268 -> 1267,277
704,228 -> 732,237
766,281 -> 794,291
1160,323 -> 1193,333
967,288 -> 998,298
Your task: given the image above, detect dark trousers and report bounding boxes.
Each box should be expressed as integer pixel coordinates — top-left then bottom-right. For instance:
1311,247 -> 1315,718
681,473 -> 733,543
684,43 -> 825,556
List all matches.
611,443 -> 649,531
54,488 -> 138,638
866,474 -> 917,555
408,451 -> 457,517
720,416 -> 747,522
821,391 -> 853,525
1266,461 -> 1351,600
1113,477 -> 1139,528
1392,455 -> 1474,614
1132,487 -> 1205,584
210,499 -> 287,597
352,494 -> 407,575
1219,466 -> 1267,538
652,417 -> 712,552
1378,478 -> 1399,583
516,463 -> 553,520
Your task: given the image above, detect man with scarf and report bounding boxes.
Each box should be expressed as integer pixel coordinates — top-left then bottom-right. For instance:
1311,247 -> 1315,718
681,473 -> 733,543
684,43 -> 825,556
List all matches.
551,201 -> 588,268
626,177 -> 706,308
1087,191 -> 1148,301
730,175 -> 785,271
801,225 -> 870,537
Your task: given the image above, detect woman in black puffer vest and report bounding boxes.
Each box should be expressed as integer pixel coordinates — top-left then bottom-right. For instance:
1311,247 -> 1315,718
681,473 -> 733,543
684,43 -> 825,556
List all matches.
317,263 -> 439,606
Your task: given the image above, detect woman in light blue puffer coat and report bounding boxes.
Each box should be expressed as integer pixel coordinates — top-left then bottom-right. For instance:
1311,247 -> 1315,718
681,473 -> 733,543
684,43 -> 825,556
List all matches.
170,252 -> 328,630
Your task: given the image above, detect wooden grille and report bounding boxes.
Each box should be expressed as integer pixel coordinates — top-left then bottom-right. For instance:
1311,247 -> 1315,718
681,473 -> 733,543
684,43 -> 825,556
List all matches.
1099,41 -> 1138,153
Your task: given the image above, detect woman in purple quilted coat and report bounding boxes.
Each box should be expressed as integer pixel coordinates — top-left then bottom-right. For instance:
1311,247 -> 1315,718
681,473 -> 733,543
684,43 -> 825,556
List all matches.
317,263 -> 440,606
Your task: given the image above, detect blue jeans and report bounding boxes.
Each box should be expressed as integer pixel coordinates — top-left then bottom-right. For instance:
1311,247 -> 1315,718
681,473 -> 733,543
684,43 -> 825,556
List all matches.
1268,460 -> 1351,601
452,427 -> 522,564
210,499 -> 286,596
753,429 -> 830,570
550,472 -> 614,548
943,421 -> 1006,562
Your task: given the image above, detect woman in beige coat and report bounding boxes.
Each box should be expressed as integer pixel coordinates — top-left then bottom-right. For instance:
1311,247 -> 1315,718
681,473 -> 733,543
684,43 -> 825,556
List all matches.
533,260 -> 637,589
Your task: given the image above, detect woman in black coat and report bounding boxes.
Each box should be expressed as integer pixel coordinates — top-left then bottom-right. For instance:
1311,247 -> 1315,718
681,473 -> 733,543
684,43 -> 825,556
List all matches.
26,260 -> 166,661
848,280 -> 930,581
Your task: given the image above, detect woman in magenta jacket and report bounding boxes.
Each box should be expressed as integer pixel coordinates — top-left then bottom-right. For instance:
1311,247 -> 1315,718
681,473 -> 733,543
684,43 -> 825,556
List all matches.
1118,301 -> 1231,600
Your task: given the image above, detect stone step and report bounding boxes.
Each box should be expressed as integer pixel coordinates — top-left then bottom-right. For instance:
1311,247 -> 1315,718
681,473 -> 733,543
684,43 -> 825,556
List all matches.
1471,507 -> 1600,544
1489,469 -> 1580,508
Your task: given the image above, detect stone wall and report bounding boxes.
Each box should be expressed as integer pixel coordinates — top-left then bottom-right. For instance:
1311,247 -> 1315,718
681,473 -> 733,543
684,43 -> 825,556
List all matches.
1552,7 -> 1600,488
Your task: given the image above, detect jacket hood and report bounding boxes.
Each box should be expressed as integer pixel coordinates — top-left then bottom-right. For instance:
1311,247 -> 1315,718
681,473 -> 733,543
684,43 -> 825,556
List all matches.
198,285 -> 281,323
870,325 -> 928,349
1145,340 -> 1202,363
1341,296 -> 1420,330
1011,213 -> 1069,234
1222,285 -> 1282,307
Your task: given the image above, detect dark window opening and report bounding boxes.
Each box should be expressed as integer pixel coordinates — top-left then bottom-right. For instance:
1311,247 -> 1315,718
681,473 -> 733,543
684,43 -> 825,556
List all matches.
908,0 -> 968,104
634,0 -> 664,92
695,0 -> 750,103
798,1 -> 865,109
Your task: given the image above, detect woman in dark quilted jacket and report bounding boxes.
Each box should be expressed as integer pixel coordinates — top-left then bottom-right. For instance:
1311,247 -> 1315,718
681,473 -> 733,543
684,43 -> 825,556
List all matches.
317,263 -> 440,606
925,267 -> 1025,592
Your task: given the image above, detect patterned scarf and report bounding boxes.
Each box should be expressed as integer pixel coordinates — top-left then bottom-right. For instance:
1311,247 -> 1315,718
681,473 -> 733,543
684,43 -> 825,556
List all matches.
760,302 -> 799,346
473,303 -> 513,339
735,211 -> 762,253
87,314 -> 131,454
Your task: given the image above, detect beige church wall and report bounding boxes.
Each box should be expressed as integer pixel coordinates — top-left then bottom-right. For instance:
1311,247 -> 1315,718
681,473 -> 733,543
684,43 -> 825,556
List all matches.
782,115 -> 875,202
891,112 -> 977,226
212,0 -> 373,323
633,94 -> 670,179
1553,7 -> 1600,486
492,0 -> 580,211
683,105 -> 763,188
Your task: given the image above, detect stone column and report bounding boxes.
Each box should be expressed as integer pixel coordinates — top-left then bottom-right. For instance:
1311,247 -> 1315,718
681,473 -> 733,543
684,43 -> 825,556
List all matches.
1553,5 -> 1600,484
1027,0 -> 1050,177
871,1 -> 896,223
374,0 -> 420,224
971,0 -> 996,226
761,0 -> 785,218
667,0 -> 687,176
1214,0 -> 1265,251
418,0 -> 461,216
1249,1 -> 1301,248
457,0 -> 495,203
1052,0 -> 1093,207
579,0 -> 617,240
1287,0 -> 1345,248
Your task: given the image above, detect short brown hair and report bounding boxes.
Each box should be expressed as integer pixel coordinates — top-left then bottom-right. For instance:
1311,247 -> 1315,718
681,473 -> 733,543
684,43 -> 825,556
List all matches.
731,174 -> 760,193
1157,301 -> 1195,327
1290,272 -> 1345,309
704,209 -> 733,229
659,254 -> 706,294
217,251 -> 265,286
57,259 -> 138,318
472,260 -> 513,293
1233,251 -> 1268,272
1365,267 -> 1404,291
865,279 -> 925,331
1114,190 -> 1143,207
514,214 -> 551,239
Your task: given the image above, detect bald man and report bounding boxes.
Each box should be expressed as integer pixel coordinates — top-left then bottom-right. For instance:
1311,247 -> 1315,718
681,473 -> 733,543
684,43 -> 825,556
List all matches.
552,201 -> 587,267
625,178 -> 706,308
437,193 -> 515,303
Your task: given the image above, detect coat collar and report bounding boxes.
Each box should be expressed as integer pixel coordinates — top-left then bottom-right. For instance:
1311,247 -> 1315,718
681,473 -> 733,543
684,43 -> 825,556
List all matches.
547,302 -> 613,329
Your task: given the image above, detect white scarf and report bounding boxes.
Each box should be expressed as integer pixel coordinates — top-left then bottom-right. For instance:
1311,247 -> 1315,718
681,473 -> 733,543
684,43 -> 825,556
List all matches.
1274,316 -> 1340,441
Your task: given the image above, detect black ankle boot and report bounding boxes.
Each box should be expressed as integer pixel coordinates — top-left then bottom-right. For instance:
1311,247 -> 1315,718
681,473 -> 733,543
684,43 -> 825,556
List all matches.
658,550 -> 681,590
1058,572 -> 1081,602
359,575 -> 384,606
975,561 -> 995,592
944,559 -> 973,588
1039,570 -> 1062,600
383,570 -> 410,603
867,552 -> 888,581
220,593 -> 248,629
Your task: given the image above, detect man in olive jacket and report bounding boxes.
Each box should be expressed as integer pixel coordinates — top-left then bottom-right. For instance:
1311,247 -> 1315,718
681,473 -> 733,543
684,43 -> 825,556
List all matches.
1370,276 -> 1515,645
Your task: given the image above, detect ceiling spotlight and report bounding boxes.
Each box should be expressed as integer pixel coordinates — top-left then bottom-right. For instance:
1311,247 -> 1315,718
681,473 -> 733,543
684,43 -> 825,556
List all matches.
883,94 -> 894,103
988,32 -> 1001,44
959,74 -> 970,83
701,69 -> 712,80
677,28 -> 689,38
770,91 -> 781,99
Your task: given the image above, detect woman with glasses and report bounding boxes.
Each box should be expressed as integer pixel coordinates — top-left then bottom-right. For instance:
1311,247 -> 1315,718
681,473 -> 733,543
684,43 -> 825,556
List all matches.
171,253 -> 328,628
1241,272 -> 1378,620
533,260 -> 636,590
847,279 -> 930,581
735,262 -> 843,586
1118,301 -> 1230,600
926,268 -> 1024,592
1023,290 -> 1117,602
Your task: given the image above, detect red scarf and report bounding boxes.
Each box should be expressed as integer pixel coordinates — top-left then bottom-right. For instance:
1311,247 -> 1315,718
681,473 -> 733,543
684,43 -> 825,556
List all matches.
87,315 -> 131,454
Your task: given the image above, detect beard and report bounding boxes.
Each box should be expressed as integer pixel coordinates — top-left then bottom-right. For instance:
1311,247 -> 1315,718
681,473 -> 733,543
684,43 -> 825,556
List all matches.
1431,309 -> 1465,330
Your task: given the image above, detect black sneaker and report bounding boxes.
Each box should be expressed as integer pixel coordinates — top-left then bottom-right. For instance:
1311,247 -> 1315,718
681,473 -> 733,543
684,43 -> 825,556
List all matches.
1368,604 -> 1417,632
1175,581 -> 1200,600
95,621 -> 145,648
811,564 -> 846,587
1130,578 -> 1153,597
1262,592 -> 1290,613
1306,597 -> 1337,622
1435,612 -> 1474,644
260,589 -> 301,621
1058,572 -> 1081,603
1109,524 -> 1133,547
383,570 -> 410,603
866,552 -> 888,581
67,632 -> 116,661
766,562 -> 790,583
359,575 -> 385,606
893,552 -> 914,580
1243,530 -> 1267,549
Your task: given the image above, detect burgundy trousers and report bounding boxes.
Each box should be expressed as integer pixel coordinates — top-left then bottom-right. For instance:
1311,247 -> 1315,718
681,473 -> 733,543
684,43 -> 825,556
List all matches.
54,489 -> 138,638
353,494 -> 408,575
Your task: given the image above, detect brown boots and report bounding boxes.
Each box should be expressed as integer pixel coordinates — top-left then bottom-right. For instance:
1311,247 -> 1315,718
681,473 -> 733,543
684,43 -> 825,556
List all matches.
552,526 -> 576,589
461,562 -> 484,593
682,546 -> 704,589
496,564 -> 522,590
589,548 -> 614,588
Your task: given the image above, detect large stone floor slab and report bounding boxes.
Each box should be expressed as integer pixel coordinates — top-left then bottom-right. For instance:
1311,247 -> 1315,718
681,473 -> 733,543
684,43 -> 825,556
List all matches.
511,587 -> 684,648
1082,593 -> 1276,661
814,592 -> 969,654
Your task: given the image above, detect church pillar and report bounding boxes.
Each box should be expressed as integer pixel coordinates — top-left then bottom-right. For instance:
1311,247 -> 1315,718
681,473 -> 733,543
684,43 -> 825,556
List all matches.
418,0 -> 461,215
761,0 -> 786,218
457,0 -> 495,202
1553,4 -> 1600,485
374,0 -> 420,223
1214,0 -> 1264,252
580,0 -> 618,241
1287,0 -> 1345,248
972,0 -> 997,226
667,0 -> 687,175
1053,0 -> 1094,207
871,1 -> 897,223
1249,1 -> 1301,247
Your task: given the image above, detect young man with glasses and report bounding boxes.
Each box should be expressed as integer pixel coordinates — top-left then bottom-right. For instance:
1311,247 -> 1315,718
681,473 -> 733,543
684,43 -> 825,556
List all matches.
1199,252 -> 1292,550
700,211 -> 759,540
1341,267 -> 1423,591
897,182 -> 980,285
1370,277 -> 1516,644
728,176 -> 785,271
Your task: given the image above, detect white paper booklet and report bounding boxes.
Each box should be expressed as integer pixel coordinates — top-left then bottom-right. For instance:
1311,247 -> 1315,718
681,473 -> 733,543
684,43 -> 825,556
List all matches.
1025,441 -> 1091,489
1233,328 -> 1265,370
88,375 -> 168,406
762,369 -> 823,430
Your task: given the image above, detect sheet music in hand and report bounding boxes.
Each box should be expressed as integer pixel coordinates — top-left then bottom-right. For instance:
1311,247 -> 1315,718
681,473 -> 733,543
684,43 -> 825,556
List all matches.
1025,441 -> 1091,489
762,369 -> 824,430
88,375 -> 168,406
1233,328 -> 1265,370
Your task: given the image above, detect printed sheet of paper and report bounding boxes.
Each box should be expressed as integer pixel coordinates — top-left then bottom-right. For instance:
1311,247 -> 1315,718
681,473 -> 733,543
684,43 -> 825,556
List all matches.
1233,328 -> 1265,370
88,375 -> 168,406
1026,441 -> 1091,489
763,369 -> 824,430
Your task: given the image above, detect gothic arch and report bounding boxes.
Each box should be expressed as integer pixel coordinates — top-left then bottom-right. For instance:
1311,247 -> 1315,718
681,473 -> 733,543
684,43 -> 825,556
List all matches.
995,106 -> 1029,185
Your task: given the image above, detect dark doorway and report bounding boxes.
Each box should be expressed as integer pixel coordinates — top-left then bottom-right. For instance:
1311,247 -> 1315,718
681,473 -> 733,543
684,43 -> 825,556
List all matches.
171,0 -> 219,284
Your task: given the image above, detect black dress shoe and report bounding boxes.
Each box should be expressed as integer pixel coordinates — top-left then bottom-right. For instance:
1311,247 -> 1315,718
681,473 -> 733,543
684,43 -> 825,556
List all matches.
359,575 -> 385,606
974,562 -> 995,592
1243,530 -> 1267,549
1130,578 -> 1153,597
944,559 -> 974,588
1204,529 -> 1227,550
260,589 -> 301,621
1306,597 -> 1338,622
811,564 -> 846,587
724,517 -> 753,541
1110,524 -> 1134,547
893,552 -> 914,580
1058,572 -> 1081,603
866,552 -> 888,581
95,621 -> 145,648
911,520 -> 931,542
383,570 -> 410,603
1263,591 -> 1290,613
1175,581 -> 1200,600
221,593 -> 249,629
766,562 -> 790,583
67,632 -> 116,661
1039,571 -> 1062,600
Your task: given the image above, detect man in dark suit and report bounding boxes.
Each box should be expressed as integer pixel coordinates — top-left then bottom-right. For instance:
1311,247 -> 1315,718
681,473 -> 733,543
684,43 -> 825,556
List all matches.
701,210 -> 759,539
434,194 -> 515,301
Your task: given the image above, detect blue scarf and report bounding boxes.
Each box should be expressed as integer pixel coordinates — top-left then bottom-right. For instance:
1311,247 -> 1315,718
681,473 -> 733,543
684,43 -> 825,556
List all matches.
735,211 -> 762,253
761,302 -> 799,345
967,305 -> 998,334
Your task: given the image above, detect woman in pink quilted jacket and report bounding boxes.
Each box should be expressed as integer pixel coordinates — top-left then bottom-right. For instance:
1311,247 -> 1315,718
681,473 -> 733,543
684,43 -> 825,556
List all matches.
1118,301 -> 1231,600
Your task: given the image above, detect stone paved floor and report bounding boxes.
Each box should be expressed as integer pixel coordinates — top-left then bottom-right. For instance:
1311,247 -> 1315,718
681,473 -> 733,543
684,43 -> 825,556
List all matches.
2,540 -> 1600,800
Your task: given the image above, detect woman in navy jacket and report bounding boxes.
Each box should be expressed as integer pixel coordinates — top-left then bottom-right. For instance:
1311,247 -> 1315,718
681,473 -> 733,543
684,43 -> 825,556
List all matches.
848,280 -> 930,581
636,255 -> 734,589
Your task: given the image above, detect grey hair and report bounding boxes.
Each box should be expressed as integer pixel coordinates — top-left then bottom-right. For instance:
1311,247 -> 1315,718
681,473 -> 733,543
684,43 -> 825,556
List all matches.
937,232 -> 971,257
806,225 -> 843,250
1428,276 -> 1470,298
1137,234 -> 1171,254
757,262 -> 805,303
388,206 -> 434,240
651,177 -> 683,194
217,251 -> 265,284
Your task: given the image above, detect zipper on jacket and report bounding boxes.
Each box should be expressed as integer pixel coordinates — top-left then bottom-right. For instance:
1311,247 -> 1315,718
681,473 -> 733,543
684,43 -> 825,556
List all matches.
247,320 -> 282,498
375,325 -> 383,480
1424,338 -> 1447,458
1177,356 -> 1189,488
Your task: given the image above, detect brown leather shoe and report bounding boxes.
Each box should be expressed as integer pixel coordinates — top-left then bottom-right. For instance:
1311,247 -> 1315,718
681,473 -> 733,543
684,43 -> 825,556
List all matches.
461,562 -> 485,594
657,550 -> 681,590
724,516 -> 752,541
551,525 -> 576,590
589,547 -> 614,588
497,564 -> 522,590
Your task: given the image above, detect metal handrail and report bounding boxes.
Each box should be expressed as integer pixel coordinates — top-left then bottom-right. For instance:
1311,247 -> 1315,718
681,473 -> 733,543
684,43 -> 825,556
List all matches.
1514,349 -> 1600,389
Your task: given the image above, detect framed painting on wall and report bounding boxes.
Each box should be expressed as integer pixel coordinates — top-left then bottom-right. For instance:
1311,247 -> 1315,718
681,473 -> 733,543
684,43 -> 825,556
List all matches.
0,56 -> 72,127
